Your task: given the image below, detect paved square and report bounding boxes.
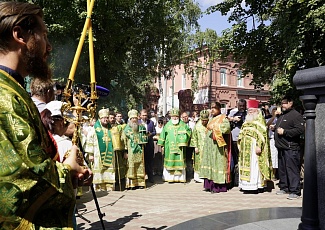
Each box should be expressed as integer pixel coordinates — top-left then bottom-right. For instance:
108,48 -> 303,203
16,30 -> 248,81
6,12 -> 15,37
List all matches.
76,178 -> 302,230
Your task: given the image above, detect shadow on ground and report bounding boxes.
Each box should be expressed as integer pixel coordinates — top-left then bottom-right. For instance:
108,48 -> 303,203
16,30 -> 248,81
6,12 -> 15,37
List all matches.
141,226 -> 168,230
77,212 -> 142,230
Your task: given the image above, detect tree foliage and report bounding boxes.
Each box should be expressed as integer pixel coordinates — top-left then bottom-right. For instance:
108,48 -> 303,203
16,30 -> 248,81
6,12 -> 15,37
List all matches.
206,0 -> 325,103
23,0 -> 201,113
179,28 -> 219,92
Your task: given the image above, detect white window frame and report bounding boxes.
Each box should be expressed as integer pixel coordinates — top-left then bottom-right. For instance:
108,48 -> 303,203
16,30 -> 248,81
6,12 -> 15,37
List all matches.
237,70 -> 244,87
220,68 -> 227,86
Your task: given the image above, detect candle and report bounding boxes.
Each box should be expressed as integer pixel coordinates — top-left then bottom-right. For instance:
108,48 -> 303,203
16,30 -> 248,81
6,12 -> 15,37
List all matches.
88,0 -> 96,84
68,0 -> 95,81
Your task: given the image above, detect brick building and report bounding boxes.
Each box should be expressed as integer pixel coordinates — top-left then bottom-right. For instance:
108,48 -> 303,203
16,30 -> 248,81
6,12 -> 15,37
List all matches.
151,55 -> 270,116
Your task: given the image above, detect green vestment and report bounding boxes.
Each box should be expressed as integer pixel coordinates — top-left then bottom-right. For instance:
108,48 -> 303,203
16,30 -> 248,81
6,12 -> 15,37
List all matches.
122,124 -> 147,188
157,120 -> 191,174
190,120 -> 208,173
199,114 -> 231,184
84,121 -> 115,190
0,70 -> 75,229
111,124 -> 128,188
238,111 -> 272,184
94,121 -> 114,167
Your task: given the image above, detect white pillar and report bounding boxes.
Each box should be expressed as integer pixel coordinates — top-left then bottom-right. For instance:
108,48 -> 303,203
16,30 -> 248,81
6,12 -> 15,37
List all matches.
163,75 -> 167,115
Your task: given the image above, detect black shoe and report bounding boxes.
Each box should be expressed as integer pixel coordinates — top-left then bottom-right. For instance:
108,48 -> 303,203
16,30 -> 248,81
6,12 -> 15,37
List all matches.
243,190 -> 258,194
258,188 -> 265,193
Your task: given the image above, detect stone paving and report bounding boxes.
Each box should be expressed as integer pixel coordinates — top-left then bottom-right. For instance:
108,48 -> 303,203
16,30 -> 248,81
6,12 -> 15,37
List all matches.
76,177 -> 302,230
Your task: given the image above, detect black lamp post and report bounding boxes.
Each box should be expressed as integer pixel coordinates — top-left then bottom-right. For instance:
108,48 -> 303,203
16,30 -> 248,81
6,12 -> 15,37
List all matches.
293,66 -> 325,230
298,95 -> 319,230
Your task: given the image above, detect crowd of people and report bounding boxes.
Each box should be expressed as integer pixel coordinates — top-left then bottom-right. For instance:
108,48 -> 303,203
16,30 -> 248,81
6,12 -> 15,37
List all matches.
65,96 -> 304,202
0,1 -> 305,229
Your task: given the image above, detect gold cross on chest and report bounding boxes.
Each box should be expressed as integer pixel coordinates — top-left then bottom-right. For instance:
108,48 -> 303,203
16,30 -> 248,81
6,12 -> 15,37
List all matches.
174,126 -> 178,136
102,129 -> 111,143
102,136 -> 111,142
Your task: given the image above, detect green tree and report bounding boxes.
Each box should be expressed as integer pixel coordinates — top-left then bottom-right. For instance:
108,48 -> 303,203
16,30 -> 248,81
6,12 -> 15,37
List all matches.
206,0 -> 325,103
179,28 -> 219,92
24,0 -> 201,113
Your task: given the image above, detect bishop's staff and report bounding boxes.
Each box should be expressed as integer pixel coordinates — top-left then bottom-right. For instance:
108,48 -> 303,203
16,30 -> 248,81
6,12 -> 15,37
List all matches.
60,1 -> 106,229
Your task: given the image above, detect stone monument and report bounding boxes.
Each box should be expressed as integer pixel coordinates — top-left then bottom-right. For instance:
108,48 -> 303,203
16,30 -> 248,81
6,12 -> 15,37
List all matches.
293,65 -> 325,230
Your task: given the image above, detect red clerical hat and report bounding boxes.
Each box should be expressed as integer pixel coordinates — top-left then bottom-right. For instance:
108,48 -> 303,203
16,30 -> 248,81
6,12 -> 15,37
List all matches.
247,99 -> 259,108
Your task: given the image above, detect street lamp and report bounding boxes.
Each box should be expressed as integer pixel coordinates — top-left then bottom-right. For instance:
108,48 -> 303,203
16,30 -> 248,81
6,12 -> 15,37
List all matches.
163,68 -> 172,115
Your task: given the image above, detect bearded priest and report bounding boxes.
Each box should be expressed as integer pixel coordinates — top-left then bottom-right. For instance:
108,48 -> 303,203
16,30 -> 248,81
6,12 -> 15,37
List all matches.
157,108 -> 192,182
122,109 -> 148,189
238,99 -> 272,193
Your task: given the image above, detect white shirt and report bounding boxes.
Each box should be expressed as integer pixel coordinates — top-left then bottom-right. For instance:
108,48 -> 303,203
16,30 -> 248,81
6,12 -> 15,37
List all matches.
185,120 -> 195,131
32,97 -> 46,113
150,117 -> 157,126
155,125 -> 163,135
141,119 -> 148,130
53,134 -> 72,162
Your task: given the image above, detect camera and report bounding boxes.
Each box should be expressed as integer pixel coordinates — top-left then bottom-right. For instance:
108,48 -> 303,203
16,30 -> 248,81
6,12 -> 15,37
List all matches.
234,111 -> 245,120
231,110 -> 246,129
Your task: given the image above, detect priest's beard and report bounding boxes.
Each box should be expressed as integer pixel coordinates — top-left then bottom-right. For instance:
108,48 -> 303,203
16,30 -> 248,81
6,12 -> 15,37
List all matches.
23,35 -> 52,80
171,118 -> 179,125
202,121 -> 208,127
128,121 -> 139,133
101,122 -> 108,128
245,112 -> 258,122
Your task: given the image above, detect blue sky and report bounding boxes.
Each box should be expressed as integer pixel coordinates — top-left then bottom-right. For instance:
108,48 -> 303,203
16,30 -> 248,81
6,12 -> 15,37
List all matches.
195,0 -> 232,35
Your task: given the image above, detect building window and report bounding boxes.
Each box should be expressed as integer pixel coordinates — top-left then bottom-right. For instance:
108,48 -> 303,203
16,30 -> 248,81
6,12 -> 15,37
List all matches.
182,73 -> 186,89
237,70 -> 243,87
220,68 -> 227,86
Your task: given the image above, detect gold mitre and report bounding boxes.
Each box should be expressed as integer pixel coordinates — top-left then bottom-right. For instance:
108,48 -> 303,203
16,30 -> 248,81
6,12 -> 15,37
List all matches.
200,110 -> 210,121
128,109 -> 138,119
170,108 -> 180,117
98,108 -> 109,118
